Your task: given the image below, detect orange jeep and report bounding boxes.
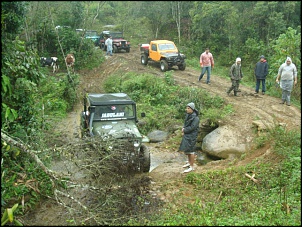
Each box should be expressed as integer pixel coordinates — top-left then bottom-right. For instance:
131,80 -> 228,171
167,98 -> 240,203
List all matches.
140,40 -> 186,72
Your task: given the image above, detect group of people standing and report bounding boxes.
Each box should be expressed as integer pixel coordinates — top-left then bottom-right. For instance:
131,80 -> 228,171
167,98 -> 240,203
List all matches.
198,47 -> 297,105
180,49 -> 298,173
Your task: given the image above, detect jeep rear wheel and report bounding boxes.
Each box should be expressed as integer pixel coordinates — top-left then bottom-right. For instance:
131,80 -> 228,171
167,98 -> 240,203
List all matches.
160,60 -> 168,72
178,62 -> 186,71
141,55 -> 148,65
139,144 -> 150,173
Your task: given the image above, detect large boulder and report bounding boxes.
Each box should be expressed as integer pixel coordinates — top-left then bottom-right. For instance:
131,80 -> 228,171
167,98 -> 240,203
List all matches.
147,130 -> 169,143
201,125 -> 250,159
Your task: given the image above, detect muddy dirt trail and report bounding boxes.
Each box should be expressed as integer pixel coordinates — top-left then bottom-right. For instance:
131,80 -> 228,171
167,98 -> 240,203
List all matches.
20,46 -> 301,225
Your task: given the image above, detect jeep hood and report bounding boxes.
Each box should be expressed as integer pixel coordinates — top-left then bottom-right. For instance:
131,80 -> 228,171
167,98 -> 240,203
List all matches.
113,38 -> 127,42
91,120 -> 144,140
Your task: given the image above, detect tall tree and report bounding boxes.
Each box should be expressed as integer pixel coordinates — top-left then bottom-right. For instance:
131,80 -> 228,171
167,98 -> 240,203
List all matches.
1,1 -> 28,38
138,1 -> 171,39
171,1 -> 183,44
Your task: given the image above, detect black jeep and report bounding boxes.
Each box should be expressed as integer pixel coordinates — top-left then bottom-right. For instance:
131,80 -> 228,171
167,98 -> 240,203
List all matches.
80,93 -> 150,172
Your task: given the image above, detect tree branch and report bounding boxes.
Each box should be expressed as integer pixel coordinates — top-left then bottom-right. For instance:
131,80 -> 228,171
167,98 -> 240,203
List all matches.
1,130 -> 61,184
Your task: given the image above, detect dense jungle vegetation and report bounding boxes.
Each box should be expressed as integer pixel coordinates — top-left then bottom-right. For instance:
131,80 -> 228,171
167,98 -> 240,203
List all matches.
1,1 -> 301,226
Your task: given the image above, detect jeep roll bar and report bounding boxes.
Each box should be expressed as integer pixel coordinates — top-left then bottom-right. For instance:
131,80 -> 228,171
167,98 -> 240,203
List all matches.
89,106 -> 96,136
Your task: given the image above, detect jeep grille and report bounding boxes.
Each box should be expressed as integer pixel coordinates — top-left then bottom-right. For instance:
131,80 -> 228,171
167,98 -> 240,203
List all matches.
121,41 -> 127,47
168,56 -> 184,64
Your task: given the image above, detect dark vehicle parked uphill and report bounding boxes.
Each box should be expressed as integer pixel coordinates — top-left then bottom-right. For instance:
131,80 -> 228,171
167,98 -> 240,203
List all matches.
98,31 -> 131,53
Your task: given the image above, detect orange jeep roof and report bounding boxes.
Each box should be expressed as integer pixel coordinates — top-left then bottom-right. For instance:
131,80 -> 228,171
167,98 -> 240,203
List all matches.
151,40 -> 175,44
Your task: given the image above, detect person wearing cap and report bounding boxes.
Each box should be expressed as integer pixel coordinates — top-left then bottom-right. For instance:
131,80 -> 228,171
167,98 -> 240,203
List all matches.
227,57 -> 243,96
276,57 -> 297,106
198,47 -> 215,85
254,55 -> 269,95
178,102 -> 200,173
105,35 -> 113,56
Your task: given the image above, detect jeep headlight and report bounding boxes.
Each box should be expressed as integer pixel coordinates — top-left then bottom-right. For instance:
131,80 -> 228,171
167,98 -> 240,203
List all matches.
133,140 -> 140,147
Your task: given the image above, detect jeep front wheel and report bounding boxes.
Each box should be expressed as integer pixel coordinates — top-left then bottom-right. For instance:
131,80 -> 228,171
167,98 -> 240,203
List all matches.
139,144 -> 150,173
113,45 -> 118,53
160,60 -> 168,72
141,55 -> 148,65
178,62 -> 186,71
101,43 -> 106,51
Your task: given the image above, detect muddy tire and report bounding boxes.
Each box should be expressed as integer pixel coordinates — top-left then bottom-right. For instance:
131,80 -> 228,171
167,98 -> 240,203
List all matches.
178,62 -> 186,71
113,45 -> 118,53
160,60 -> 168,72
101,43 -> 106,51
141,55 -> 148,65
139,144 -> 150,173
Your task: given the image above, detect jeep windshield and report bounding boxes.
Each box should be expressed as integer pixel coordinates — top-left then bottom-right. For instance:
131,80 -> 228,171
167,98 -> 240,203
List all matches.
158,43 -> 176,51
85,30 -> 98,37
92,104 -> 135,120
110,32 -> 123,39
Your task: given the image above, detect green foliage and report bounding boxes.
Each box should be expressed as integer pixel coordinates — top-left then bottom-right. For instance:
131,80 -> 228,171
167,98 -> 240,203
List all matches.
1,140 -> 53,217
242,38 -> 267,66
1,203 -> 23,226
254,134 -> 268,149
58,2 -> 84,29
1,1 -> 28,37
1,38 -> 46,138
39,73 -> 79,114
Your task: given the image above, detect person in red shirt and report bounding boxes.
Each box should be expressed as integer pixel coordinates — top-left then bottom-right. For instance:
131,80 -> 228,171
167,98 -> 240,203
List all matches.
198,48 -> 215,85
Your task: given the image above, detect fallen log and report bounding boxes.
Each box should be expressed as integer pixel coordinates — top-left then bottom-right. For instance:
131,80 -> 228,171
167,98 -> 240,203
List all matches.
1,130 -> 61,185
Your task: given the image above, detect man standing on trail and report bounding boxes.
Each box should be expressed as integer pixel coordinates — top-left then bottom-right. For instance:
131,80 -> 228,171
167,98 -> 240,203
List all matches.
276,56 -> 297,106
179,102 -> 200,173
254,55 -> 269,95
105,36 -> 113,56
227,57 -> 243,96
198,47 -> 214,85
